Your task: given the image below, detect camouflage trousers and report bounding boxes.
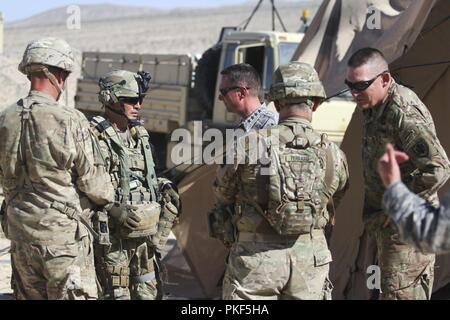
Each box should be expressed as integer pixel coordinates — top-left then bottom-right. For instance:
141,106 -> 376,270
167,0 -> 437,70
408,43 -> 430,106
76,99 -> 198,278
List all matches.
222,230 -> 333,300
94,235 -> 162,300
10,235 -> 97,300
366,214 -> 435,300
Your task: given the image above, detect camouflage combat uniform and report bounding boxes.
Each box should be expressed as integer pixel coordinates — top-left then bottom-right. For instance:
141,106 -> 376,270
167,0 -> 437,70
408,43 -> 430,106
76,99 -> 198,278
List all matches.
210,62 -> 349,300
383,182 -> 450,253
0,38 -> 114,300
93,70 -> 179,300
362,80 -> 450,299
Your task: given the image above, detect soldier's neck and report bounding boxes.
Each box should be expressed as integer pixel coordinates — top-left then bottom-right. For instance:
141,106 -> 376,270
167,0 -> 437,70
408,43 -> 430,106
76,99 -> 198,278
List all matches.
279,109 -> 312,122
240,97 -> 261,119
106,112 -> 128,132
30,79 -> 58,100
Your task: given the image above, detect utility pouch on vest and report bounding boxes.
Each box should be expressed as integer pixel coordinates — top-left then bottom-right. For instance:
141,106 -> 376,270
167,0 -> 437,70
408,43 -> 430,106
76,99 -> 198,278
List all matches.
93,210 -> 111,246
258,125 -> 333,236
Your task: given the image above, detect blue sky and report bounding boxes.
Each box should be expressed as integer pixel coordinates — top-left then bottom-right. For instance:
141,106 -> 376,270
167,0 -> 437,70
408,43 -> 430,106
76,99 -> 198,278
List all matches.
0,0 -> 252,22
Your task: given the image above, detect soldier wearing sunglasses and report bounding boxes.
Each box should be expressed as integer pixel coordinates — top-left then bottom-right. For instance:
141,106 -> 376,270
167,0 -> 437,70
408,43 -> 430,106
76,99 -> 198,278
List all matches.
346,48 -> 450,300
208,64 -> 278,271
90,70 -> 180,300
218,63 -> 278,132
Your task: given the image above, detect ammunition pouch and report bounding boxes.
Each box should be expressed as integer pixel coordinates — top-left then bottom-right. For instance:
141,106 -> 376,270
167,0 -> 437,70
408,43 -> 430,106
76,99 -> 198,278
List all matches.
151,200 -> 179,251
107,265 -> 130,288
110,201 -> 161,239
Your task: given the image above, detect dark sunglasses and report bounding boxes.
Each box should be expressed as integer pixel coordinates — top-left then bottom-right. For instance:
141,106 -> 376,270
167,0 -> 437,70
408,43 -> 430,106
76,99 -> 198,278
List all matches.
219,86 -> 249,97
120,96 -> 144,105
345,71 -> 388,91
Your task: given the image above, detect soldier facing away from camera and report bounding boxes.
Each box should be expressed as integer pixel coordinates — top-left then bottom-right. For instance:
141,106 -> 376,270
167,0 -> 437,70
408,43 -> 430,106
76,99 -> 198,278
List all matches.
209,62 -> 349,300
0,37 -> 114,300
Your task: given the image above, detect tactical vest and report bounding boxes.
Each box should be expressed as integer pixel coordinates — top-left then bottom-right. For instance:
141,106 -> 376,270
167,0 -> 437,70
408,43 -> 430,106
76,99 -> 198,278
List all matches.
255,123 -> 335,235
91,116 -> 160,238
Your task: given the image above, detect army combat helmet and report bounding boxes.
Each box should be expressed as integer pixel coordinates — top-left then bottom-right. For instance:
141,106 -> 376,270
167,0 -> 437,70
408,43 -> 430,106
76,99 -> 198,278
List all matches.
18,37 -> 75,101
98,69 -> 151,124
269,61 -> 326,104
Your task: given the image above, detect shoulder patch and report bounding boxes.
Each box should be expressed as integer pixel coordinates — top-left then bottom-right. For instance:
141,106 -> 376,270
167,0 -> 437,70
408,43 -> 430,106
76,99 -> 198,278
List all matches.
411,138 -> 429,158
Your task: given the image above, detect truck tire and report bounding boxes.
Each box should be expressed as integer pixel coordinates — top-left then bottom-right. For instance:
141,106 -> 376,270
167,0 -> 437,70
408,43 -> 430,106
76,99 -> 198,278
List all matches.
194,43 -> 222,118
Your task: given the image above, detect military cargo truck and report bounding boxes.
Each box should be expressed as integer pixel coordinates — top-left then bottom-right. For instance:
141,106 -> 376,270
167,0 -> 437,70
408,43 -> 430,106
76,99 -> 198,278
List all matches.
75,29 -> 355,173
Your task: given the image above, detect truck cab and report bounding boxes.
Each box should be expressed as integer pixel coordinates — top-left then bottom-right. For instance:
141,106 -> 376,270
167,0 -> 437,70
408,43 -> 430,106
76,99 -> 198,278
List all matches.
74,30 -> 355,173
212,31 -> 304,124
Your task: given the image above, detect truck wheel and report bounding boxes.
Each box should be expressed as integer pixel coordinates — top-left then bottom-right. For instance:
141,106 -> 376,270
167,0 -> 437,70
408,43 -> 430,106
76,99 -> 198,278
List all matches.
194,43 -> 222,118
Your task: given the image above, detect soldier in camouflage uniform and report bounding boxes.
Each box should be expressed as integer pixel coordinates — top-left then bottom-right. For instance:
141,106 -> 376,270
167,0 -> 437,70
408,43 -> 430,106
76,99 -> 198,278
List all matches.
91,70 -> 180,300
379,144 -> 450,253
209,62 -> 349,300
0,37 -> 114,300
346,48 -> 450,299
219,63 -> 278,131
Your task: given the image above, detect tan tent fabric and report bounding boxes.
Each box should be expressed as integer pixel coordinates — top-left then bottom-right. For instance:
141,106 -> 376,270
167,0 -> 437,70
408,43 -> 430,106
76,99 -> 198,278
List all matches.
173,164 -> 226,298
174,0 -> 450,299
293,0 -> 438,96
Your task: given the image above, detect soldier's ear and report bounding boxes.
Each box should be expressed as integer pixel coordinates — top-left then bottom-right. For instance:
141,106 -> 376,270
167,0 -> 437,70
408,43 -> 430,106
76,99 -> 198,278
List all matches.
312,98 -> 321,112
274,101 -> 281,112
381,72 -> 391,88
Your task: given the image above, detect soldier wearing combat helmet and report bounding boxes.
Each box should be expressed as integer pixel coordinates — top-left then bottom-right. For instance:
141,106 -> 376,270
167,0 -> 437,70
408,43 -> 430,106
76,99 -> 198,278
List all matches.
209,62 -> 349,300
0,37 -> 114,300
91,70 -> 180,300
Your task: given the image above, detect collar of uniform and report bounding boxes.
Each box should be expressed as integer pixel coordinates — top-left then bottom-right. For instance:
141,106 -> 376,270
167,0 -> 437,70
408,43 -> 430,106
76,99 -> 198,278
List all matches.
111,122 -> 138,147
363,79 -> 396,123
238,103 -> 267,132
28,90 -> 57,104
279,116 -> 312,128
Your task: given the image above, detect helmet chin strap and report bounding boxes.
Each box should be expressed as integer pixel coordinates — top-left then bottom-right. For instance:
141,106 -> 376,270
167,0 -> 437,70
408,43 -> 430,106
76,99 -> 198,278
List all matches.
105,101 -> 141,129
42,66 -> 63,101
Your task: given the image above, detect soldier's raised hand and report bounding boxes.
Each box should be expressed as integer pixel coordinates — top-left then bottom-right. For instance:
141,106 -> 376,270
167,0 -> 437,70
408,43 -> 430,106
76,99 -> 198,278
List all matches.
377,143 -> 409,188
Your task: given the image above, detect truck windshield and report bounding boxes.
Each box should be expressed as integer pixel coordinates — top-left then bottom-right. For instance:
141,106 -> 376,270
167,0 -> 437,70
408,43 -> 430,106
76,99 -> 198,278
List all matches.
279,42 -> 299,65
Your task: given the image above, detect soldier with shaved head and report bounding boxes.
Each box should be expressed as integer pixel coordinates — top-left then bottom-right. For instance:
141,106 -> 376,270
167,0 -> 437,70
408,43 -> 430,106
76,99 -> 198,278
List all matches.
346,47 -> 450,299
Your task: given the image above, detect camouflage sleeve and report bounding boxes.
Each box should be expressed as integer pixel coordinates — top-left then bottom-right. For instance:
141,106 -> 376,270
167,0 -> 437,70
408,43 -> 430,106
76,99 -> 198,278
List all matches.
213,163 -> 239,205
396,109 -> 450,199
383,181 -> 450,253
328,144 -> 350,209
208,163 -> 239,244
72,114 -> 114,206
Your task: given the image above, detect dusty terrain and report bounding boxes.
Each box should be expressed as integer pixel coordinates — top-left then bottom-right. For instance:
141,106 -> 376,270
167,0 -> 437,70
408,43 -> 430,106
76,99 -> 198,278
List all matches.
0,1 -> 318,110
